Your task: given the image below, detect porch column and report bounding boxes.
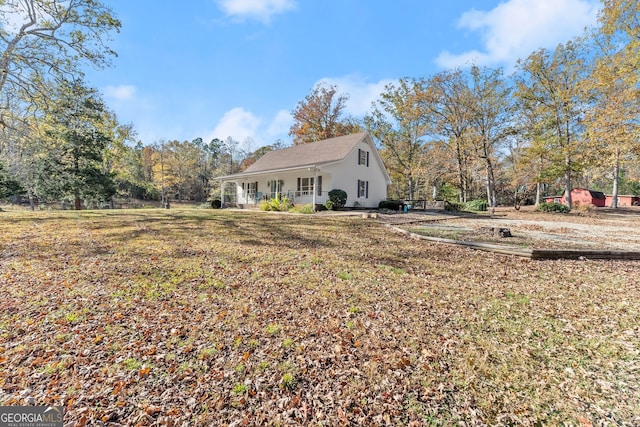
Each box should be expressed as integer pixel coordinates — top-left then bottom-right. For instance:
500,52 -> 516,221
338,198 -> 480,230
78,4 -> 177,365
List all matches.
312,169 -> 317,211
220,181 -> 225,207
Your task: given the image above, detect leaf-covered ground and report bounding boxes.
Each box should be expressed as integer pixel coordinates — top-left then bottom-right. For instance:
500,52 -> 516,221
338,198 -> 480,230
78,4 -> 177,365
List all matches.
1,208 -> 639,426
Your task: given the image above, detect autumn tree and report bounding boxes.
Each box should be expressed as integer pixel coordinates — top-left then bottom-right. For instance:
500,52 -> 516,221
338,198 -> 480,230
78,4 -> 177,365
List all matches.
515,40 -> 591,210
467,66 -> 513,207
0,0 -> 120,128
584,1 -> 640,208
289,82 -> 360,145
419,69 -> 475,203
365,78 -> 428,200
512,103 -> 557,205
599,0 -> 639,64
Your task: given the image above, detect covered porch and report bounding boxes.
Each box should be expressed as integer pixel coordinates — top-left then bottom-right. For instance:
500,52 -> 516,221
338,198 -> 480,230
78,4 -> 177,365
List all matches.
217,167 -> 331,209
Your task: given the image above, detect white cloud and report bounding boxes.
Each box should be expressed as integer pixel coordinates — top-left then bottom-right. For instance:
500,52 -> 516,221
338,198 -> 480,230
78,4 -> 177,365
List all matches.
216,0 -> 296,23
314,75 -> 395,117
207,108 -> 294,148
209,107 -> 263,143
103,85 -> 137,101
436,0 -> 600,68
265,109 -> 293,141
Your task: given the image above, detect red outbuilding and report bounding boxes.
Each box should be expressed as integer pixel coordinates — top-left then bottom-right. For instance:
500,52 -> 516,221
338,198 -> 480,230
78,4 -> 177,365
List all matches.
543,188 -> 607,207
605,195 -> 640,207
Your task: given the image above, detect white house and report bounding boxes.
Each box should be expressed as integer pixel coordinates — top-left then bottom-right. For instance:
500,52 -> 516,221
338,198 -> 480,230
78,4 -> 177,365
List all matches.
216,132 -> 391,209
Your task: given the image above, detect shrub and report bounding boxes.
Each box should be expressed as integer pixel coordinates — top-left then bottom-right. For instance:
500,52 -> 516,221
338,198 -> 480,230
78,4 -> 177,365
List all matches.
260,196 -> 293,212
379,200 -> 403,211
290,204 -> 314,214
211,199 -> 222,209
573,202 -> 595,215
445,201 -> 464,211
327,189 -> 347,210
536,202 -> 570,213
465,199 -> 488,212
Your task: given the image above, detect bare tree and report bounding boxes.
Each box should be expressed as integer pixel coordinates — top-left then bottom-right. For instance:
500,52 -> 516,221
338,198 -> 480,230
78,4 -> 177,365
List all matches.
0,0 -> 121,123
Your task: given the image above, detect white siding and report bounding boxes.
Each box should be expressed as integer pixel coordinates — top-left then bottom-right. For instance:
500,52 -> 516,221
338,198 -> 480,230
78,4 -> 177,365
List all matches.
228,136 -> 389,209
323,140 -> 388,208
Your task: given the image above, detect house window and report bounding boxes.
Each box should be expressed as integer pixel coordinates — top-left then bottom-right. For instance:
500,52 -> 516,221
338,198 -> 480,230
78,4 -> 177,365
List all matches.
297,177 -> 314,195
247,181 -> 258,195
296,176 -> 323,196
358,149 -> 369,166
357,179 -> 369,198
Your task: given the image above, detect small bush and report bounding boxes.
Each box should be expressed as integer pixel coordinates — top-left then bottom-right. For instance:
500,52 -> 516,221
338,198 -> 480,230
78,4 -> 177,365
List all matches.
536,202 -> 570,213
379,200 -> 403,211
465,199 -> 488,212
290,204 -> 314,214
211,199 -> 222,209
573,202 -> 595,215
327,189 -> 347,210
260,196 -> 293,212
445,201 -> 464,211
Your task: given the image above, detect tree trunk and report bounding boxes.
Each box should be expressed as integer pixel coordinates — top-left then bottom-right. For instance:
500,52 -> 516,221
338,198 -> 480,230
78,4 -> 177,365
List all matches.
611,149 -> 620,209
564,163 -> 572,210
485,158 -> 497,207
535,182 -> 541,206
455,138 -> 466,203
408,173 -> 414,201
28,189 -> 35,211
75,189 -> 82,210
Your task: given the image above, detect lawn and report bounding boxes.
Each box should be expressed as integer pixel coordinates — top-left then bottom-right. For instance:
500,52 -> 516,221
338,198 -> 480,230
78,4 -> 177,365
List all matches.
0,208 -> 638,426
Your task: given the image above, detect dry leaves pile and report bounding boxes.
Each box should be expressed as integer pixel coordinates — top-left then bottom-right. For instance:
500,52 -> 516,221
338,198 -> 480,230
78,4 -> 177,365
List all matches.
1,208 -> 639,426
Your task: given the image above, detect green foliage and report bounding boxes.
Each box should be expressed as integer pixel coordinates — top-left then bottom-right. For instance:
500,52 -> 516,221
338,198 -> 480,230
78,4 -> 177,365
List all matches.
327,189 -> 347,210
281,372 -> 296,390
290,204 -> 315,214
232,384 -> 247,395
36,80 -> 116,209
0,161 -> 23,199
260,196 -> 293,212
440,183 -> 460,204
536,202 -> 570,213
465,199 -> 488,212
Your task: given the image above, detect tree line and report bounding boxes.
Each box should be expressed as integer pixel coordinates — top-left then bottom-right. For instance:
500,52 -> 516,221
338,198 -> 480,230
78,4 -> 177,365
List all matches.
363,2 -> 638,209
0,0 -> 638,210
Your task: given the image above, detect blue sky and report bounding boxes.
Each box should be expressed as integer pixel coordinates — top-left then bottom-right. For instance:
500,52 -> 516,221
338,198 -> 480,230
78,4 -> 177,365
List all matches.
85,0 -> 602,150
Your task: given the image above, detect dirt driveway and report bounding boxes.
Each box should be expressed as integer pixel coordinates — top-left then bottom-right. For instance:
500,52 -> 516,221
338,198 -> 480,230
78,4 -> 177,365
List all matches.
378,207 -> 640,251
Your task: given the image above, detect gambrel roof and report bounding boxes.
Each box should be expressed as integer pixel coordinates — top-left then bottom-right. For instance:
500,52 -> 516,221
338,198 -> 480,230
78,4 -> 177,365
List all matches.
244,132 -> 368,173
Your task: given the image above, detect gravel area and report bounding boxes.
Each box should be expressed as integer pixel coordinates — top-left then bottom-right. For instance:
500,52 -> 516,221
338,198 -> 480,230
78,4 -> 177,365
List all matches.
378,207 -> 640,251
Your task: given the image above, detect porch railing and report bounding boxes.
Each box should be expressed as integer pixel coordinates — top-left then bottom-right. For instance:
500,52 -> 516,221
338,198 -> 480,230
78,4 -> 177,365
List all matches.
233,191 -> 330,207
